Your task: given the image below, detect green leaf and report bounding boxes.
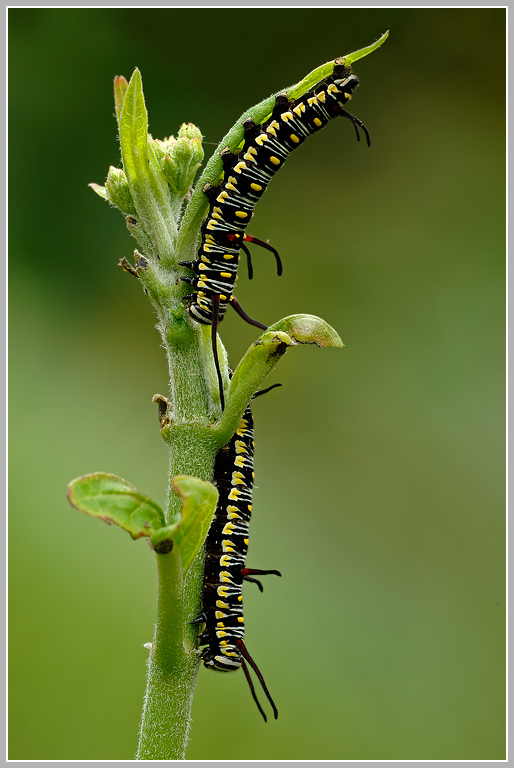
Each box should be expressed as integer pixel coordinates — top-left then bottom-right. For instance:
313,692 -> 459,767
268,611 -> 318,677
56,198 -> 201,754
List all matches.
340,30 -> 389,67
88,182 -> 110,201
288,31 -> 389,101
118,69 -> 177,261
217,330 -> 293,445
213,315 -> 343,445
67,472 -> 165,540
266,313 -> 344,347
119,70 -> 150,189
171,475 -> 218,577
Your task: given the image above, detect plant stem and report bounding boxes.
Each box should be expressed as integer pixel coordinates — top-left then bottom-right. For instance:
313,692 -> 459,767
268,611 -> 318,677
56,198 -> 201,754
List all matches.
136,547 -> 202,760
136,416 -> 219,758
136,308 -> 222,759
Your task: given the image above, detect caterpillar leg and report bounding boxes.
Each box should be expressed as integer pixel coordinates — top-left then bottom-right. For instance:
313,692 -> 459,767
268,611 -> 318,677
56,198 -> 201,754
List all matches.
236,638 -> 278,721
190,611 -> 207,625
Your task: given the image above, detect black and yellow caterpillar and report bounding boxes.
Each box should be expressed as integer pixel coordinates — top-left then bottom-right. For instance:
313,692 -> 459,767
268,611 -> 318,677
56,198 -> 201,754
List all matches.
193,391 -> 281,720
181,59 -> 369,409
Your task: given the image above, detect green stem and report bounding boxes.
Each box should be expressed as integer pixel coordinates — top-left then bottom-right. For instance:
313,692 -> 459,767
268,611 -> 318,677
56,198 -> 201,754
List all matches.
166,326 -> 212,425
136,548 -> 201,760
136,424 -> 218,758
136,314 -> 222,759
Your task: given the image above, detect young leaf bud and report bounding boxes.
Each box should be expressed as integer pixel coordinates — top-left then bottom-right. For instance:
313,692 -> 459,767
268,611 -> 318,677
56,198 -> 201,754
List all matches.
167,125 -> 204,197
114,76 -> 129,126
105,166 -> 137,216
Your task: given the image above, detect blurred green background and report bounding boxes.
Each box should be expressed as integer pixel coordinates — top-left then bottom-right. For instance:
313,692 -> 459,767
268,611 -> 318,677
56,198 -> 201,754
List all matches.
8,7 -> 505,761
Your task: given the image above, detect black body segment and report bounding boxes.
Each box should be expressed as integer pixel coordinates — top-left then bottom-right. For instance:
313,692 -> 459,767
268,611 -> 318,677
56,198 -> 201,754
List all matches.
181,61 -> 368,408
197,403 -> 280,720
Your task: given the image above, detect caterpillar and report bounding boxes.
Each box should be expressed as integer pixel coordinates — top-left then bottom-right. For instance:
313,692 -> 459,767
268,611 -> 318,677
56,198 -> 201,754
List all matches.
180,58 -> 370,410
193,386 -> 282,721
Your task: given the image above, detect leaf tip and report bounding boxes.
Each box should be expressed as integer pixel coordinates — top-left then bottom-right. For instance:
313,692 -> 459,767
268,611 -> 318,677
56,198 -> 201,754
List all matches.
88,182 -> 109,201
267,314 -> 343,348
114,75 -> 129,123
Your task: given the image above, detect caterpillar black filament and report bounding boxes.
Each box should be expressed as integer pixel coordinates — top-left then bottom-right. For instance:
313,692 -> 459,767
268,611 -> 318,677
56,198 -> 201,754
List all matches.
193,389 -> 281,721
181,59 -> 369,410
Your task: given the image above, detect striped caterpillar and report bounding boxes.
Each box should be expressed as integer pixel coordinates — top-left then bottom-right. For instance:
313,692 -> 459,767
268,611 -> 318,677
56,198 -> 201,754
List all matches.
180,59 -> 369,409
193,387 -> 281,720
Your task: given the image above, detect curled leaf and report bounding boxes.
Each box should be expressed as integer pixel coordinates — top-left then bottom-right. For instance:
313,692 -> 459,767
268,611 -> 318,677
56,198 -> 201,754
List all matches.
213,314 -> 342,445
266,314 -> 343,347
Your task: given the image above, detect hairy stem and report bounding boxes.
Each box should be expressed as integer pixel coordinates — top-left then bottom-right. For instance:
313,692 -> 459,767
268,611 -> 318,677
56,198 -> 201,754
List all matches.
136,422 -> 219,757
136,303 -> 223,758
136,548 -> 201,760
